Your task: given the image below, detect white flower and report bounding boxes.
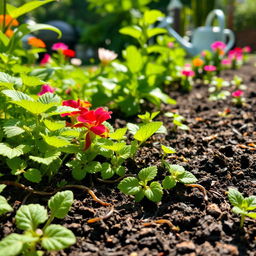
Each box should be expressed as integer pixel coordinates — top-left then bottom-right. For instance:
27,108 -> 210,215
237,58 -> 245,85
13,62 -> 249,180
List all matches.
98,48 -> 117,65
71,58 -> 82,66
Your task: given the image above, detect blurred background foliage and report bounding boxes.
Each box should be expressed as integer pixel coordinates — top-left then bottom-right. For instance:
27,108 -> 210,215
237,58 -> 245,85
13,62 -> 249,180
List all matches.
8,0 -> 256,53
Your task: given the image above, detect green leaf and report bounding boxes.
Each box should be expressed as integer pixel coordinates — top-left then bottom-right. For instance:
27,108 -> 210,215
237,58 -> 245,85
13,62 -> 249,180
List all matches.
119,145 -> 132,159
101,162 -> 115,179
2,89 -> 33,101
243,196 -> 256,210
29,151 -> 61,165
0,143 -> 30,159
115,166 -> 126,176
134,189 -> 145,202
48,191 -> 74,219
232,206 -> 247,215
21,74 -> 43,87
16,204 -> 48,231
6,157 -> 27,174
147,28 -> 166,38
41,224 -> 76,251
228,188 -> 244,207
109,128 -> 127,141
118,177 -> 141,195
0,234 -> 23,256
245,212 -> 256,219
119,26 -> 142,39
0,184 -> 6,193
149,88 -> 176,104
127,123 -> 139,135
138,166 -> 157,182
168,164 -> 185,175
178,171 -> 197,184
12,100 -> 56,115
38,93 -> 60,105
102,142 -> 126,152
9,0 -> 56,19
161,145 -> 176,154
144,182 -> 163,202
24,168 -> 42,183
162,176 -> 177,189
42,135 -> 70,148
125,45 -> 143,73
134,121 -> 162,142
143,10 -> 164,25
85,161 -> 102,174
44,120 -> 66,131
3,119 -> 25,138
0,73 -> 22,87
0,195 -> 13,215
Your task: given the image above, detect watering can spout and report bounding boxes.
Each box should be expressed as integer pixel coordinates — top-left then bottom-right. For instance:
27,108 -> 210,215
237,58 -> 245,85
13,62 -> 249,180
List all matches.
165,26 -> 196,55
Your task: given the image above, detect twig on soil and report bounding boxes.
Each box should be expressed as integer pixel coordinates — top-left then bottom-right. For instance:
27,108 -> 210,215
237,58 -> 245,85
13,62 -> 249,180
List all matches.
185,183 -> 208,201
0,181 -> 111,206
87,205 -> 114,223
142,219 -> 179,231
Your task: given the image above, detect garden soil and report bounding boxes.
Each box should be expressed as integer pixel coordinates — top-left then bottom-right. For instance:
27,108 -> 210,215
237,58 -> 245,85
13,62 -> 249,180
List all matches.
1,59 -> 256,256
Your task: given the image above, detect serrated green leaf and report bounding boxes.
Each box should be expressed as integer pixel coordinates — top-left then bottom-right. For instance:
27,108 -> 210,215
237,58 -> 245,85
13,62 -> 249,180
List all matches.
48,191 -> 74,219
0,196 -> 13,215
44,120 -> 66,131
101,162 -> 115,179
102,142 -> 126,152
144,182 -> 163,202
243,196 -> 256,210
134,122 -> 162,142
161,145 -> 176,154
134,189 -> 145,202
118,177 -> 141,195
3,119 -> 25,138
245,212 -> 256,219
228,188 -> 244,207
232,206 -> 247,215
162,176 -> 177,189
16,204 -> 48,231
109,128 -> 127,141
119,145 -> 132,159
138,166 -> 157,182
178,171 -> 197,184
0,234 -> 23,256
0,143 -> 30,159
0,73 -> 22,87
41,224 -> 76,251
2,89 -> 33,101
115,166 -> 126,176
29,151 -> 61,165
6,157 -> 27,173
42,135 -> 70,148
38,93 -> 60,105
85,161 -> 102,174
24,168 -> 42,183
168,164 -> 185,175
21,74 -> 43,87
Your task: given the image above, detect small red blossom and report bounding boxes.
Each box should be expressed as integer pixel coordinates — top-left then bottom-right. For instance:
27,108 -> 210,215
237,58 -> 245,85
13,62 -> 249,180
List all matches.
38,84 -> 56,96
181,70 -> 195,77
63,49 -> 76,58
232,90 -> 244,97
61,99 -> 91,117
40,53 -> 51,65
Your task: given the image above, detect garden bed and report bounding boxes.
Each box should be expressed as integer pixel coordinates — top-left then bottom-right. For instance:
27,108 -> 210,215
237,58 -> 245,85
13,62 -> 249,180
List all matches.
1,58 -> 256,256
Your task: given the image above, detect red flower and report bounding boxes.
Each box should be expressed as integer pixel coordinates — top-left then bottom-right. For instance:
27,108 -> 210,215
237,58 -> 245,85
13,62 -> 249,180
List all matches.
61,99 -> 91,117
38,84 -> 56,96
75,107 -> 112,150
63,49 -> 75,58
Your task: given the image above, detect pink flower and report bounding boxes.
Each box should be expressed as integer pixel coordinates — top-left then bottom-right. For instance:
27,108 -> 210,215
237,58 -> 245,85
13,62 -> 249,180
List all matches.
204,65 -> 216,72
167,42 -> 174,48
221,58 -> 231,65
52,42 -> 68,51
232,90 -> 244,97
40,53 -> 51,65
228,48 -> 243,60
243,46 -> 251,53
211,41 -> 226,51
98,48 -> 117,65
38,84 -> 56,96
181,70 -> 195,77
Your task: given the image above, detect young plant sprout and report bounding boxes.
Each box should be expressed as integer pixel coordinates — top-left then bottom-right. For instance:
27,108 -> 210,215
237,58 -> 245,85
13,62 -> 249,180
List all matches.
208,76 -> 230,101
161,144 -> 176,163
231,75 -> 247,90
227,188 -> 256,228
180,69 -> 195,92
164,112 -> 189,132
0,191 -> 76,255
118,166 -> 163,202
232,90 -> 245,106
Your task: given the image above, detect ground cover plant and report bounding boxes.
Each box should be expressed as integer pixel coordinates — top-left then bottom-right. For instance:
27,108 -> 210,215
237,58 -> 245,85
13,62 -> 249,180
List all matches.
0,1 -> 256,255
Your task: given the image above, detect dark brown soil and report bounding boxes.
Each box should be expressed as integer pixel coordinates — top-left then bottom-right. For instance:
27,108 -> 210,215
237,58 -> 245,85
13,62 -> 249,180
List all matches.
1,59 -> 256,256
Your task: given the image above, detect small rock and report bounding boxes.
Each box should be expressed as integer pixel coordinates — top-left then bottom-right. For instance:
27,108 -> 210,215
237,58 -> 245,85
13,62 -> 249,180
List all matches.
129,253 -> 138,256
176,241 -> 196,253
216,242 -> 239,255
207,203 -> 222,218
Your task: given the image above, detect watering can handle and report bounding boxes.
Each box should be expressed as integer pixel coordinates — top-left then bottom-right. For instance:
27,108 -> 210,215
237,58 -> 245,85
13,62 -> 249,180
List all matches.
205,9 -> 225,31
224,29 -> 235,53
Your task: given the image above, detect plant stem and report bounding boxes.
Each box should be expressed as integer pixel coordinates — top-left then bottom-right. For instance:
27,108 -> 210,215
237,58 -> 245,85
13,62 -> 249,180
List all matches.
2,0 -> 6,33
240,215 -> 245,228
43,213 -> 54,231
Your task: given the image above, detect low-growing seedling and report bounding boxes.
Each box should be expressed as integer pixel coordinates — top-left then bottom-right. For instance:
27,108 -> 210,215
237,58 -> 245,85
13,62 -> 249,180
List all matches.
208,77 -> 230,101
118,166 -> 163,202
161,144 -> 176,163
162,163 -> 197,189
0,185 -> 13,216
227,188 -> 256,228
164,112 -> 189,131
0,190 -> 76,256
231,75 -> 247,90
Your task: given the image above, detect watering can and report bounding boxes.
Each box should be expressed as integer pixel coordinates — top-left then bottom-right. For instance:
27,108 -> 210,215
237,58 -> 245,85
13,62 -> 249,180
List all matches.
159,9 -> 235,56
